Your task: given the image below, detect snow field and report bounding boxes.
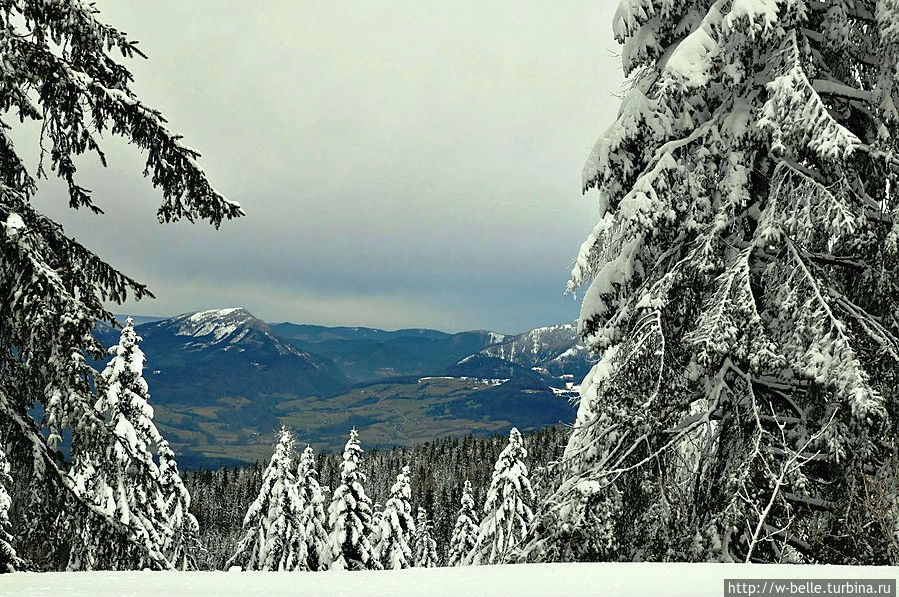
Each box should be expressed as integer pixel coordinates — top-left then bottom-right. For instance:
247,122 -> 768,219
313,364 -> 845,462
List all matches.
2,563 -> 897,597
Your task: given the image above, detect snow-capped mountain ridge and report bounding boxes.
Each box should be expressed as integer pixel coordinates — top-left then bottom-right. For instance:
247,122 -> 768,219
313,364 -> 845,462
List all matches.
93,311 -> 585,466
478,321 -> 592,379
169,307 -> 302,357
94,309 -> 347,406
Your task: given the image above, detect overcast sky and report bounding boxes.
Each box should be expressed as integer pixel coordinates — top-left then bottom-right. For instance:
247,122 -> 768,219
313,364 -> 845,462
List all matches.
30,1 -> 624,334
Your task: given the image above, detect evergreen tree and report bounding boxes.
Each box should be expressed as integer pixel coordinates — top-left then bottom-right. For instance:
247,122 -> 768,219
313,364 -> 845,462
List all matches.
447,480 -> 479,567
158,440 -> 201,570
297,445 -> 331,571
413,507 -> 438,568
533,0 -> 899,564
0,0 -> 241,570
67,317 -> 173,569
370,501 -> 384,565
0,444 -> 21,573
374,466 -> 416,569
328,429 -> 379,571
471,428 -> 533,565
226,428 -> 307,571
180,427 -> 570,569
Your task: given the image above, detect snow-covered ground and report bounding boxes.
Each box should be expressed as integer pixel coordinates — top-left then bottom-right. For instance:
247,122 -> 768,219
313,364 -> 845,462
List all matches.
2,563 -> 896,597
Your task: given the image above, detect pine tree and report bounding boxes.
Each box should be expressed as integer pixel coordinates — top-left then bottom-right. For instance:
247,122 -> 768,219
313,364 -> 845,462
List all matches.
327,429 -> 379,571
413,507 -> 438,568
447,480 -> 479,566
471,428 -> 533,565
0,0 -> 241,570
533,0 -> 899,564
0,444 -> 22,573
227,428 -> 307,571
297,445 -> 331,571
374,466 -> 416,569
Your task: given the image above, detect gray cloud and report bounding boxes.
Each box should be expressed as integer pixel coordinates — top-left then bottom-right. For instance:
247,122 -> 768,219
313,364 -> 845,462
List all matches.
28,0 -> 624,333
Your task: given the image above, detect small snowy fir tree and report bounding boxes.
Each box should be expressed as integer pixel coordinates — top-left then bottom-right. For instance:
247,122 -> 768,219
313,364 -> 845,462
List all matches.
413,507 -> 438,568
531,0 -> 899,564
297,445 -> 331,571
328,429 -> 380,571
470,428 -> 534,565
227,428 -> 307,571
0,0 -> 241,570
158,440 -> 201,570
370,502 -> 384,555
68,317 -> 174,569
447,480 -> 479,566
373,466 -> 416,569
0,444 -> 22,573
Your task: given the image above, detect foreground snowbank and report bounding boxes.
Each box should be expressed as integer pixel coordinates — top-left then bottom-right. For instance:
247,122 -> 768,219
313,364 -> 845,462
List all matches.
1,562 -> 896,597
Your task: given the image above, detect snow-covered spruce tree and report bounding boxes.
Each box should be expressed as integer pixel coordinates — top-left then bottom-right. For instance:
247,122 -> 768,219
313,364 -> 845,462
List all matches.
470,428 -> 534,565
328,429 -> 380,571
447,480 -> 479,566
297,445 -> 331,571
226,428 -> 307,571
67,317 -> 175,569
373,466 -> 416,569
370,502 -> 384,557
0,443 -> 22,573
0,0 -> 242,570
529,0 -> 899,564
158,440 -> 201,570
413,507 -> 438,568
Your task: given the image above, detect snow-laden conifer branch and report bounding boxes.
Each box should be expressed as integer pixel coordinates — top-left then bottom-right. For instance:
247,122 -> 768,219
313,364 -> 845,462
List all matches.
532,0 -> 899,564
0,0 -> 243,569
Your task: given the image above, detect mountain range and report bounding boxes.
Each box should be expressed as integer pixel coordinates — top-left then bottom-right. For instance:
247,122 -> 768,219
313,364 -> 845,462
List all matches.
96,308 -> 594,467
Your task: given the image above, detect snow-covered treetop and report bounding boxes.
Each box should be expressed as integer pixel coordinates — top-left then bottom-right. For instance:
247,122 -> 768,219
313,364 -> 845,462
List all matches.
493,428 -> 528,475
390,466 -> 413,501
341,428 -> 364,476
460,479 -> 475,511
485,428 -> 534,518
299,445 -> 316,479
241,426 -> 299,529
97,314 -> 161,455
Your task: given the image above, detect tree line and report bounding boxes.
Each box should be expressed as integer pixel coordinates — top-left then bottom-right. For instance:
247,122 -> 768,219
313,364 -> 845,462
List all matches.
182,425 -> 569,570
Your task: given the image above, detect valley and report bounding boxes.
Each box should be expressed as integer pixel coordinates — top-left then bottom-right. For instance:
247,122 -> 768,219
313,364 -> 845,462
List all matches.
96,308 -> 591,467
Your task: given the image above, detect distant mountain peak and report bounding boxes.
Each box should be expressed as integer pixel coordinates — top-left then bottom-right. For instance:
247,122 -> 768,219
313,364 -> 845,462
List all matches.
166,307 -> 287,352
479,320 -> 591,379
172,307 -> 255,336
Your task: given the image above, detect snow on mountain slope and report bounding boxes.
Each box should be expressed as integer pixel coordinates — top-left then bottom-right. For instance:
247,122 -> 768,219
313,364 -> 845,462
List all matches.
481,322 -> 577,364
168,307 -> 298,354
95,308 -> 348,405
3,563 -> 894,597
479,322 -> 593,379
173,307 -> 247,340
